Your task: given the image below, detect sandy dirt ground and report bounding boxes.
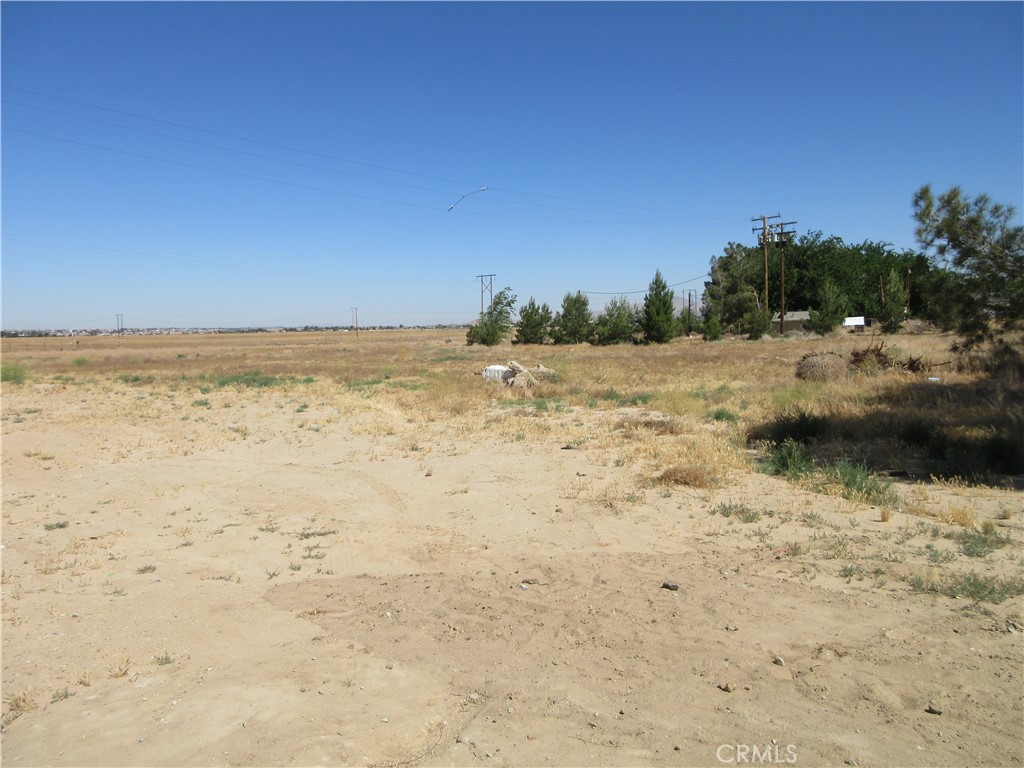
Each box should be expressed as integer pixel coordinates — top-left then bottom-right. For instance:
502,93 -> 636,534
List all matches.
2,374 -> 1022,767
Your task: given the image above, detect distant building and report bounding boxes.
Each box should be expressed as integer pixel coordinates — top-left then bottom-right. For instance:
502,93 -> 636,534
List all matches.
772,311 -> 811,334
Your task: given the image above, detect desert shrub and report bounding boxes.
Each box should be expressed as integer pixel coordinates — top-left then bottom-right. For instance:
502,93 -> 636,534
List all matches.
764,438 -> 814,478
897,416 -> 939,448
957,528 -> 1011,558
749,407 -> 831,445
657,464 -> 718,488
817,459 -> 900,506
905,572 -> 1024,604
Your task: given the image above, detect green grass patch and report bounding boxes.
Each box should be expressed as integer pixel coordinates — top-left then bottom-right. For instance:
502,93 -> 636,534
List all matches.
764,438 -> 814,479
196,371 -> 314,389
346,377 -> 385,390
390,379 -> 429,391
710,407 -> 739,424
44,520 -> 69,531
601,389 -> 653,407
497,397 -> 564,412
694,383 -> 733,404
120,373 -> 156,385
1,363 -> 28,384
815,459 -> 900,507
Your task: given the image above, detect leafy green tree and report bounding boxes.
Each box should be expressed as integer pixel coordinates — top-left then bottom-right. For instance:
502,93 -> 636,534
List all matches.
913,184 -> 1024,347
641,270 -> 676,343
466,287 -> 517,346
877,268 -> 909,333
741,306 -> 772,340
702,242 -> 765,335
805,277 -> 850,335
514,297 -> 552,344
552,291 -> 593,344
593,296 -> 639,345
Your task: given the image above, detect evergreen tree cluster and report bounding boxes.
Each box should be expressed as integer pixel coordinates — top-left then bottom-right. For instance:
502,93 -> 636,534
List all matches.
468,185 -> 1022,356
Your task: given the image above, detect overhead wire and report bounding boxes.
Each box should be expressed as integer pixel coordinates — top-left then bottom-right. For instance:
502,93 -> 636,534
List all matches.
3,126 -> 444,211
3,99 -> 460,199
581,273 -> 710,296
4,85 -> 735,223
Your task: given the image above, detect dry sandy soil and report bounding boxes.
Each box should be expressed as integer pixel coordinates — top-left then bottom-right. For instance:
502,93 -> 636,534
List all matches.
2,333 -> 1022,767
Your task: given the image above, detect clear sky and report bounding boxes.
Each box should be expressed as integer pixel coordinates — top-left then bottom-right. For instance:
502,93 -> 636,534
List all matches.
2,1 -> 1022,330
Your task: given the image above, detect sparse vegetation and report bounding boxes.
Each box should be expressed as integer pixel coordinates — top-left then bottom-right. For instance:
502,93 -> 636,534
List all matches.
905,571 -> 1024,604
2,362 -> 28,383
3,326 -> 1021,764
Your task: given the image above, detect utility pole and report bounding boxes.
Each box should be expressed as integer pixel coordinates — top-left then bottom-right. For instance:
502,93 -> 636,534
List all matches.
777,221 -> 797,333
752,215 -> 796,332
476,274 -> 495,315
350,307 -> 359,339
752,214 -> 780,309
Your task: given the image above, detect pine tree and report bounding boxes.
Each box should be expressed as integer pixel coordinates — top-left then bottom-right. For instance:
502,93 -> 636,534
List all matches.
641,270 -> 676,343
514,298 -> 552,344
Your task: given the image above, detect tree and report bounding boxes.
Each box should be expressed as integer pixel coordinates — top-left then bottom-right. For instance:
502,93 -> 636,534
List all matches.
514,298 -> 552,344
641,270 -> 676,343
593,296 -> 639,345
913,184 -> 1024,347
702,315 -> 723,341
702,242 -> 764,336
678,305 -> 703,336
551,291 -> 593,344
805,277 -> 850,335
466,287 -> 517,346
877,268 -> 909,334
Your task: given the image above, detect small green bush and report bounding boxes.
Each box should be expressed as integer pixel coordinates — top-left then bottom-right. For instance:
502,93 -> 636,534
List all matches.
818,459 -> 900,507
765,439 -> 814,479
751,407 -> 830,445
711,407 -> 739,423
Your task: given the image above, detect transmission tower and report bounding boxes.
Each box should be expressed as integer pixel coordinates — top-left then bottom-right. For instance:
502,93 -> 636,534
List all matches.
476,274 -> 495,314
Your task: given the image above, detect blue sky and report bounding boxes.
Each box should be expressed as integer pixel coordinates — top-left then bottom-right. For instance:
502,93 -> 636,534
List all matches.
2,1 -> 1022,329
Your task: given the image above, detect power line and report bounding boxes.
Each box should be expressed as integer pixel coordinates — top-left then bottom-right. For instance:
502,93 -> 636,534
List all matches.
3,85 -> 477,188
3,126 -> 444,211
2,99 -> 464,199
582,273 -> 710,296
4,86 -> 738,223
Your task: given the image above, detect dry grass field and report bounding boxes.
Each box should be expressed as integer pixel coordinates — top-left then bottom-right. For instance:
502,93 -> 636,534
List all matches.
2,328 -> 1022,767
